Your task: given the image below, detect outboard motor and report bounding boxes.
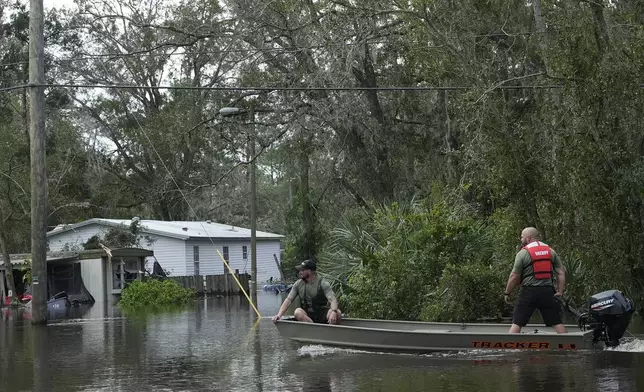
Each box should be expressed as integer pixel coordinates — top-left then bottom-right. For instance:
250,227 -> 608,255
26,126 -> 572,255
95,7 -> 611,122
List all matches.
577,289 -> 634,347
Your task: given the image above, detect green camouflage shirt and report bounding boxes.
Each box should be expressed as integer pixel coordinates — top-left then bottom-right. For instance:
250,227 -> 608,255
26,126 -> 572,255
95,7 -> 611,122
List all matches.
287,275 -> 335,310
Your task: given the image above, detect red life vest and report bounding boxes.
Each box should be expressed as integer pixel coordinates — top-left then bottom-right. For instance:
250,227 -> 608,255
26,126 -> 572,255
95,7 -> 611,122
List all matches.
522,242 -> 553,280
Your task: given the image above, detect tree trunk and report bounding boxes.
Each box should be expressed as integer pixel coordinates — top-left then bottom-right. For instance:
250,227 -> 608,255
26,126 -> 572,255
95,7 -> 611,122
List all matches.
589,0 -> 610,56
441,90 -> 458,184
351,44 -> 395,201
299,147 -> 316,259
0,228 -> 17,298
532,0 -> 550,73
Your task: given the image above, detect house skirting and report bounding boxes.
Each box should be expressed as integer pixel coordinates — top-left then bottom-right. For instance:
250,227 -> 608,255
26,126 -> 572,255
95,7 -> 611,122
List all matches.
169,272 -> 250,296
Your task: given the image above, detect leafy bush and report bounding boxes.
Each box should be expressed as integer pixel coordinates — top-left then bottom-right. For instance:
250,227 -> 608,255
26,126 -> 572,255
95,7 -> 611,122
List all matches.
420,262 -> 506,322
119,279 -> 195,309
325,194 -> 507,321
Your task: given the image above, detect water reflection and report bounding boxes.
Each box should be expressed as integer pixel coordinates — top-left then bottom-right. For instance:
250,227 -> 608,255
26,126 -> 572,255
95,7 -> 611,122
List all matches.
1,293 -> 644,392
33,326 -> 52,392
302,374 -> 333,392
253,322 -> 263,392
512,354 -> 569,391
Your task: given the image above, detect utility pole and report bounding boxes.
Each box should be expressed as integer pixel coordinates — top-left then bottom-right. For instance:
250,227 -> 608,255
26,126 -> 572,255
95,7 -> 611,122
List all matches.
29,0 -> 47,325
249,105 -> 258,311
219,104 -> 258,313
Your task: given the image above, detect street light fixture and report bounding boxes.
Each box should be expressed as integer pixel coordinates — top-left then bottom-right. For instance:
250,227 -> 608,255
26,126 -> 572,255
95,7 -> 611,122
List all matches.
219,107 -> 243,116
219,105 -> 258,312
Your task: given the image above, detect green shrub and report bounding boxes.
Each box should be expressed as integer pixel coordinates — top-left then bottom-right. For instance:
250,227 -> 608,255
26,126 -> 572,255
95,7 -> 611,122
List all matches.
119,279 -> 195,309
420,262 -> 506,322
326,195 -> 504,321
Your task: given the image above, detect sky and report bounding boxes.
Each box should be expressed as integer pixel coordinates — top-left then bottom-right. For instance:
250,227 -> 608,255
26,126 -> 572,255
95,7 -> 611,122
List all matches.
45,0 -> 76,11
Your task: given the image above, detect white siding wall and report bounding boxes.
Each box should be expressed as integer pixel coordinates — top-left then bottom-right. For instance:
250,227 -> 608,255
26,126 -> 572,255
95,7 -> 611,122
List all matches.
256,241 -> 282,283
47,224 -> 105,251
184,240 -> 281,283
143,235 -> 187,277
185,240 -> 222,276
80,258 -> 105,303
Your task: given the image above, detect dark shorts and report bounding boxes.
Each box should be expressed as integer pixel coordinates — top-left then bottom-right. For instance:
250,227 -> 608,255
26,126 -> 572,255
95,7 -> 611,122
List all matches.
512,286 -> 562,327
307,309 -> 328,324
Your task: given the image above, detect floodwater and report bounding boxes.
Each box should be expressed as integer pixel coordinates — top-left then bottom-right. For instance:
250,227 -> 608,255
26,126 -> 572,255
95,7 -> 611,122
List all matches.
2,293 -> 644,392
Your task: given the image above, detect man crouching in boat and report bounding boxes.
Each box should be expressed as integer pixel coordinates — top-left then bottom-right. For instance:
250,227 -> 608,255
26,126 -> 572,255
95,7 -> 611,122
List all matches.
272,259 -> 342,325
504,227 -> 568,334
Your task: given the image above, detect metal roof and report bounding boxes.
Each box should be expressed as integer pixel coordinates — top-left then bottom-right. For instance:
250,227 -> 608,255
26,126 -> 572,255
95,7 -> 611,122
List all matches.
47,218 -> 284,241
0,251 -> 79,270
0,248 -> 155,270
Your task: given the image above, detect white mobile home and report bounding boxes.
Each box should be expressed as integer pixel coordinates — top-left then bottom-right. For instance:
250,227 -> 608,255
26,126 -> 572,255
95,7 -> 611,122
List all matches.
46,219 -> 285,284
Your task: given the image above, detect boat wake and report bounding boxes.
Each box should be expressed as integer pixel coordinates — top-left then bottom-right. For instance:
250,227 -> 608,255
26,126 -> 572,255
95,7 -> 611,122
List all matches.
47,317 -> 127,325
296,344 -> 520,359
297,345 -> 368,358
604,338 -> 644,352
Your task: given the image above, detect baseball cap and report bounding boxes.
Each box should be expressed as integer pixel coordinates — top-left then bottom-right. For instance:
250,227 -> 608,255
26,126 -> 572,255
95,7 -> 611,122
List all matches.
296,259 -> 317,271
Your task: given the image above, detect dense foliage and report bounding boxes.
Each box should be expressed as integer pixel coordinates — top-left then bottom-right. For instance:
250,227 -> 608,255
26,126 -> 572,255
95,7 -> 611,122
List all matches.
1,0 -> 643,320
318,196 -> 512,321
119,279 -> 195,308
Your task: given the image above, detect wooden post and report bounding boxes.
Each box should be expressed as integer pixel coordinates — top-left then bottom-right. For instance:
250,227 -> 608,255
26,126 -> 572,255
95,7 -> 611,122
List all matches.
273,254 -> 285,282
137,257 -> 143,281
0,270 -> 5,305
249,105 -> 258,309
29,0 -> 47,325
119,258 -> 125,289
232,272 -> 240,295
217,274 -> 224,294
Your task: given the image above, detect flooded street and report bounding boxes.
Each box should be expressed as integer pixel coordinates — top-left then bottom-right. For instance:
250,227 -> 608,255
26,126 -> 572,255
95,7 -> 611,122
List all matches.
2,292 -> 644,392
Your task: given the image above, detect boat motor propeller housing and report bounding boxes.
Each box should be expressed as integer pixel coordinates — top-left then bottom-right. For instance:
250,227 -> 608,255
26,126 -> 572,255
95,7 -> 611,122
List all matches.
576,289 -> 634,347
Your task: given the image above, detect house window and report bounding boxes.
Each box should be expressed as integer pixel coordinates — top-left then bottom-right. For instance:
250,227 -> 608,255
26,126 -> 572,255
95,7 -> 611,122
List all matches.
222,246 -> 229,274
242,246 -> 248,260
193,246 -> 200,276
112,258 -> 141,290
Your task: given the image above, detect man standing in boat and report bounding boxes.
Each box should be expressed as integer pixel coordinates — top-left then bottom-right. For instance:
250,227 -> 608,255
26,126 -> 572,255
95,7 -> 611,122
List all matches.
504,227 -> 568,334
272,259 -> 342,324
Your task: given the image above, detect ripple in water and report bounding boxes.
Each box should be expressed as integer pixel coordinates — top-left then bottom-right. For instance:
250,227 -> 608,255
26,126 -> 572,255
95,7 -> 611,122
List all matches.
297,344 -> 368,357
296,344 -> 521,359
604,338 -> 644,352
47,317 -> 127,325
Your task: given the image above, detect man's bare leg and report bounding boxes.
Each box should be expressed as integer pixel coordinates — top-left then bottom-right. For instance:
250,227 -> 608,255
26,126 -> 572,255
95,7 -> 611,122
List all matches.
554,324 -> 568,334
294,308 -> 313,323
509,324 -> 522,333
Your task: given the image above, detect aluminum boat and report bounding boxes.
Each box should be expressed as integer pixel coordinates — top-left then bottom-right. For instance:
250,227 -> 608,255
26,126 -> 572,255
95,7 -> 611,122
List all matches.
275,289 -> 635,352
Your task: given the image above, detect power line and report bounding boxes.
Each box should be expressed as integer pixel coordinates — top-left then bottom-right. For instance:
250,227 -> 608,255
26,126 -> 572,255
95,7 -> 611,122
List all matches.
0,24 -> 638,69
0,85 -> 29,92
0,37 -> 534,68
24,83 -> 568,92
0,60 -> 29,68
2,82 -> 643,94
0,40 -> 395,68
0,35 -> 577,68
